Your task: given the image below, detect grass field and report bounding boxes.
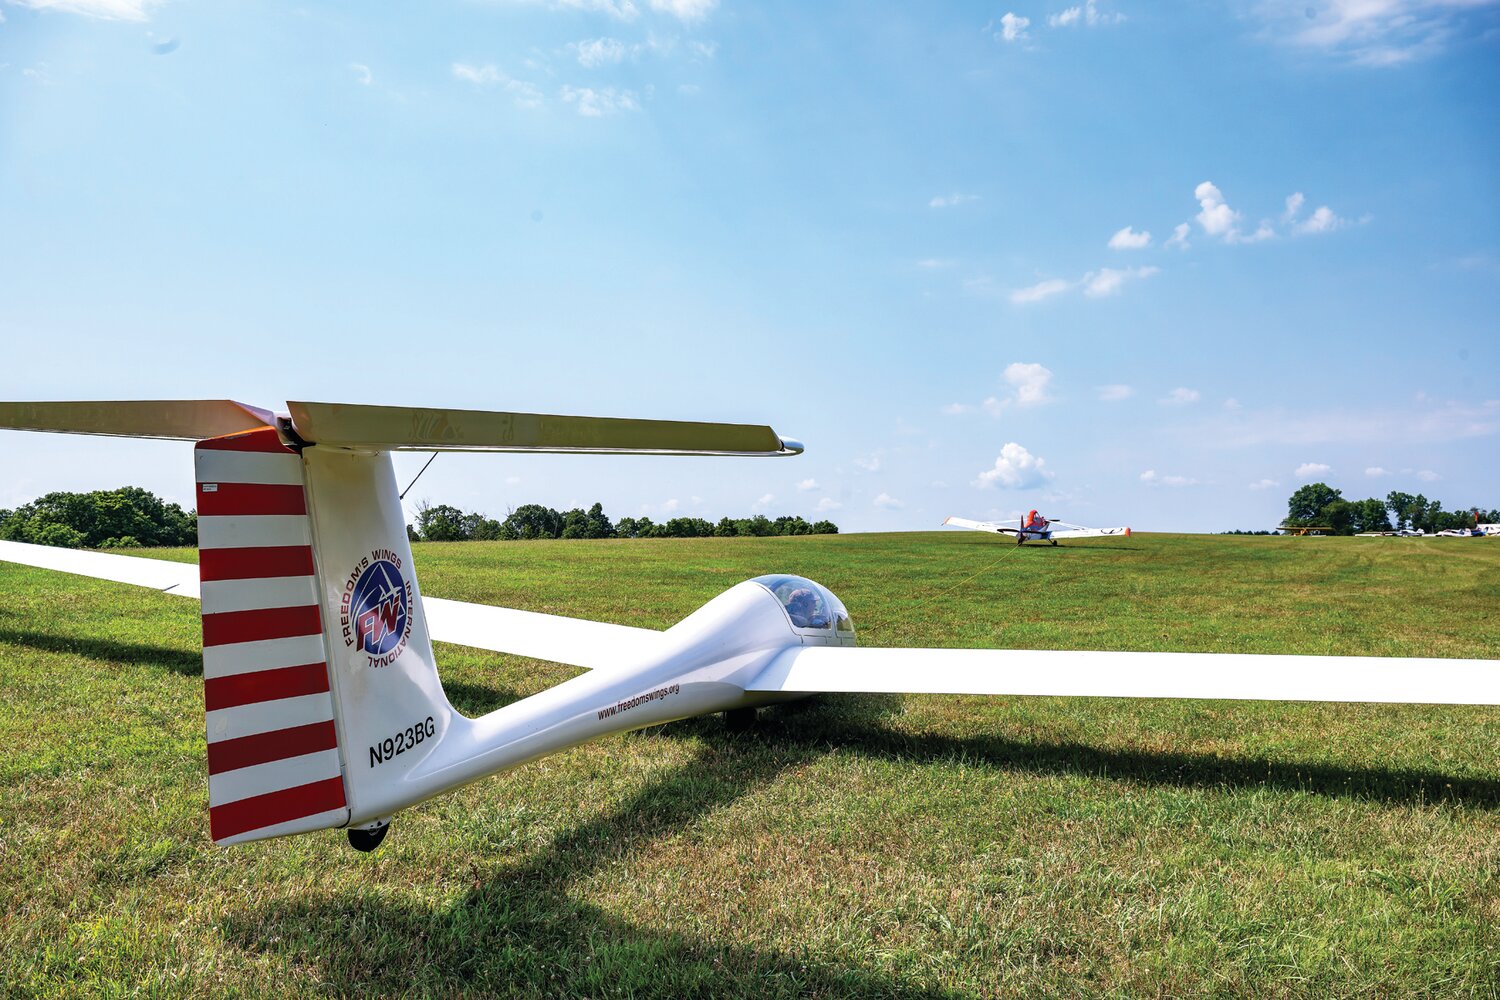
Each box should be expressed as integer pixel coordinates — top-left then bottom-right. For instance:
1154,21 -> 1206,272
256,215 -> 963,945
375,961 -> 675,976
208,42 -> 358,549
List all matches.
2,531 -> 1498,998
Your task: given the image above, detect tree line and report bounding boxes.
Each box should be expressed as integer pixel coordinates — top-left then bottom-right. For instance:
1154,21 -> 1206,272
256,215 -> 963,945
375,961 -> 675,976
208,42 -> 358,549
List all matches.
410,501 -> 838,542
1285,483 -> 1497,535
0,488 -> 197,549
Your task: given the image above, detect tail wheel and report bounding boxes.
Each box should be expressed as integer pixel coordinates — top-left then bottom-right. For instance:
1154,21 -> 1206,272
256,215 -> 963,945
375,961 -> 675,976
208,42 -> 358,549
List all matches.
347,820 -> 391,853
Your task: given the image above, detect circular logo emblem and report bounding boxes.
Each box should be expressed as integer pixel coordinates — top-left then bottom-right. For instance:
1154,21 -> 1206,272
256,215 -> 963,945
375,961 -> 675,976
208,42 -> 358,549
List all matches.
350,558 -> 410,657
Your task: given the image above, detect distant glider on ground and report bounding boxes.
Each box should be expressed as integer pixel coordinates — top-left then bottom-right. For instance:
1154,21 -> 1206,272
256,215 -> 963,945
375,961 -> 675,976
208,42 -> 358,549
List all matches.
943,510 -> 1130,546
1,399 -> 1496,854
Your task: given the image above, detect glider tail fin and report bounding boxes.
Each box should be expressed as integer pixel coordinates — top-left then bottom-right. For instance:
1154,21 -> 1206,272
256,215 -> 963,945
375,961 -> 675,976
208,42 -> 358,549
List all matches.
196,427 -> 452,844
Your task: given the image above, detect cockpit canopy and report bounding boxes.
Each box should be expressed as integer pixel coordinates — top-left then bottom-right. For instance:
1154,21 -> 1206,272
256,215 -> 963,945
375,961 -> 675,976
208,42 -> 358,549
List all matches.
752,575 -> 854,636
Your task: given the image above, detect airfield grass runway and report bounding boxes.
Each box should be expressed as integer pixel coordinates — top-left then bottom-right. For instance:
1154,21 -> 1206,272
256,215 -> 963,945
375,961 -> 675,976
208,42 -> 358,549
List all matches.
2,532 -> 1498,998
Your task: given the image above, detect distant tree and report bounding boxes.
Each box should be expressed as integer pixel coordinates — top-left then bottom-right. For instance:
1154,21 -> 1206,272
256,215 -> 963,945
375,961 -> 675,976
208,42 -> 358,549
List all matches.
714,516 -> 738,537
463,512 -> 504,541
584,502 -> 615,539
1286,483 -> 1342,525
1322,499 -> 1354,535
1349,498 -> 1392,534
1385,491 -> 1419,531
502,504 -> 564,540
0,487 -> 195,548
810,520 -> 839,535
415,502 -> 469,541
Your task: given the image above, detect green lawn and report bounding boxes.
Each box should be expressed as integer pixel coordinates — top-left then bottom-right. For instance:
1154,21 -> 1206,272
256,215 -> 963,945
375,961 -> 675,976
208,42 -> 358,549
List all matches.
1,532 -> 1498,998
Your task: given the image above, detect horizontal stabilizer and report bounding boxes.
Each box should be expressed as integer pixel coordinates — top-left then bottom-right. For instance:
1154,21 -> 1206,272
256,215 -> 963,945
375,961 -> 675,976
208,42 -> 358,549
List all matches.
286,401 -> 800,456
747,645 -> 1500,706
0,400 -> 275,441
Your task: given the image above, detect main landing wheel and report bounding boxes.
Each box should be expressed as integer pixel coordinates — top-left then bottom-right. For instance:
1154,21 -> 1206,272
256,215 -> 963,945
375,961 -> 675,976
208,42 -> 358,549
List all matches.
1051,540 -> 1057,546
347,820 -> 391,853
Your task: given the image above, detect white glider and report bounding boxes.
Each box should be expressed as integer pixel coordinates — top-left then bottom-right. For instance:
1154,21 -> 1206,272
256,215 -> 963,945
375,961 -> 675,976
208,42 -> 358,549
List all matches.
0,399 -> 1494,853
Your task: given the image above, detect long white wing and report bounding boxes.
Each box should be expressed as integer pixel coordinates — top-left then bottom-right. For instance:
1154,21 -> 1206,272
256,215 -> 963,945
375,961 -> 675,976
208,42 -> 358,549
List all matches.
943,516 -> 1020,534
1048,526 -> 1131,540
746,645 -> 1500,706
0,539 -> 201,597
0,540 -> 654,670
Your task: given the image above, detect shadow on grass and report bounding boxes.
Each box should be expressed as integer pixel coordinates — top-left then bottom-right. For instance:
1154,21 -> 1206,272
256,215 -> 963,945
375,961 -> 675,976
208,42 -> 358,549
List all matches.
745,700 -> 1500,810
227,714 -> 956,999
0,626 -> 202,676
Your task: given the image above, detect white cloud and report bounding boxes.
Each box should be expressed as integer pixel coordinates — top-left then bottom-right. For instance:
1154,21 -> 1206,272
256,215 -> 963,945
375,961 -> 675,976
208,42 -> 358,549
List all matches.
1004,361 -> 1054,407
1417,469 -> 1441,482
572,37 -> 628,67
815,496 -> 842,512
560,85 -> 640,116
10,0 -> 156,19
796,478 -> 819,492
1365,466 -> 1388,477
853,452 -> 882,473
981,396 -> 1006,417
1084,265 -> 1158,297
1251,0 -> 1493,66
555,0 -> 641,20
453,63 -> 545,107
1049,0 -> 1124,27
1141,470 -> 1198,487
1294,205 -> 1346,235
649,0 -> 716,21
916,258 -> 955,270
1249,478 -> 1280,490
873,492 -> 905,509
350,63 -> 373,86
974,442 -> 1053,490
1165,223 -> 1191,249
688,40 -> 718,58
998,12 -> 1031,41
1295,462 -> 1331,478
1108,226 -> 1152,250
1195,181 -> 1240,238
1283,191 -> 1305,222
929,192 -> 979,208
1160,387 -> 1201,406
1223,398 -> 1243,410
941,402 -> 972,416
1010,277 -> 1071,304
1098,384 -> 1134,402
752,493 -> 775,511
661,498 -> 681,513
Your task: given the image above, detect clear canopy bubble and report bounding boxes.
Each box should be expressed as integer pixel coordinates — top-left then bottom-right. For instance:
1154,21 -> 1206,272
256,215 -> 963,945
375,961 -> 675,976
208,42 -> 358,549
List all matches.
752,575 -> 854,634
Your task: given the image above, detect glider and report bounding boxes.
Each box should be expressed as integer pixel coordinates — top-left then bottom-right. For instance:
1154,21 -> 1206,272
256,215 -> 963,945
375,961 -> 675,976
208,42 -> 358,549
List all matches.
1,400 -> 1496,853
943,511 -> 1130,546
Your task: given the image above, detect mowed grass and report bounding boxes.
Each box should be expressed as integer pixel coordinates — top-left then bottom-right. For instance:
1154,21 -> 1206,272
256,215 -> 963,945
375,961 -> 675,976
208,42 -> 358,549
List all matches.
2,531 -> 1498,998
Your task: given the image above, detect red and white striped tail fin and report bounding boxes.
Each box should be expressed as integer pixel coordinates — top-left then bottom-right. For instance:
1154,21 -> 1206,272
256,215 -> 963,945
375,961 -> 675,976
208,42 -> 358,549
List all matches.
195,427 -> 349,845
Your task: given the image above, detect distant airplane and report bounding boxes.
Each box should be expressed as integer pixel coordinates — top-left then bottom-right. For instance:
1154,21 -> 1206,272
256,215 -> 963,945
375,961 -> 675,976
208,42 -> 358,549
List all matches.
943,510 -> 1130,546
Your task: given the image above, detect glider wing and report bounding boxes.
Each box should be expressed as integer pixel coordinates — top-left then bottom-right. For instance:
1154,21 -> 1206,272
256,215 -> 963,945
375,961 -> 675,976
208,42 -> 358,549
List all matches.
0,541 -> 654,671
745,645 -> 1500,706
1047,525 -> 1131,540
942,516 -> 1020,535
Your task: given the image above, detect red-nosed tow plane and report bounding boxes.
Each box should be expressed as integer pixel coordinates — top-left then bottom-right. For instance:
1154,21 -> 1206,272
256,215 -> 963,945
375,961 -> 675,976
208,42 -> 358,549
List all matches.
0,399 -> 1496,853
943,510 -> 1131,545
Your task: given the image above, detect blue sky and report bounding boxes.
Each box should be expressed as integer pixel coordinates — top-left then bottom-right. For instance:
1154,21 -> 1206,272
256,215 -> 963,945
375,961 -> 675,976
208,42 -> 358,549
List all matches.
1,0 -> 1497,533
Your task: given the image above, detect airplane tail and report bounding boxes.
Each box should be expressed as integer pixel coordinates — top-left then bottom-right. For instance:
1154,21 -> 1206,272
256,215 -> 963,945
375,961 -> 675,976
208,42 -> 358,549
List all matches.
3,399 -> 799,845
